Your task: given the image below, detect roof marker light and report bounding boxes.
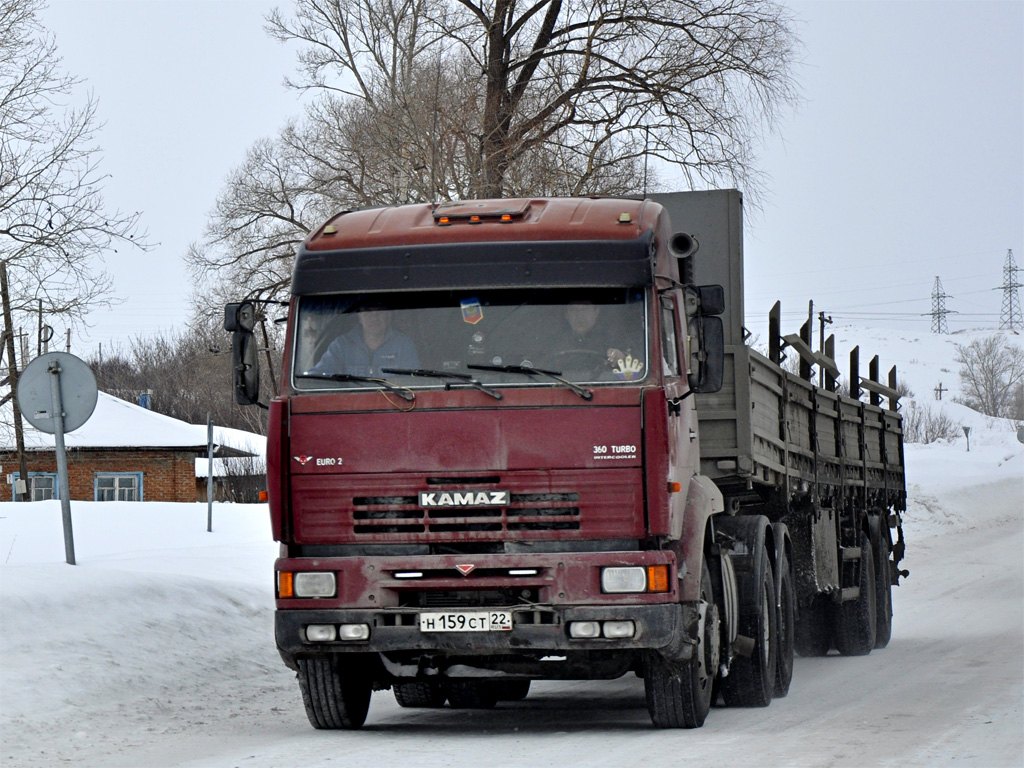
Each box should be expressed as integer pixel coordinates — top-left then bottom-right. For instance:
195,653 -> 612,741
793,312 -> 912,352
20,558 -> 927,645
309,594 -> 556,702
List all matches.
394,571 -> 424,579
438,216 -> 451,226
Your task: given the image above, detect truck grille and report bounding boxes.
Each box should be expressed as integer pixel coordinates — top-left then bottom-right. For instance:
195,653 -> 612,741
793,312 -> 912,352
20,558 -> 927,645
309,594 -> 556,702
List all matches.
290,469 -> 645,543
351,493 -> 581,535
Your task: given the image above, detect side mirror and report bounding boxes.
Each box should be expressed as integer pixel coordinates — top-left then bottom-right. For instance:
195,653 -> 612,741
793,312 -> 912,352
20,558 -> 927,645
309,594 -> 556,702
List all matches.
697,285 -> 724,316
224,302 -> 260,406
688,315 -> 724,394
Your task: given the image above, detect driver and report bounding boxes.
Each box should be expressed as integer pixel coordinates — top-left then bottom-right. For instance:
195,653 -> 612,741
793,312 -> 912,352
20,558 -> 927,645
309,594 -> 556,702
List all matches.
309,304 -> 419,376
563,301 -> 629,367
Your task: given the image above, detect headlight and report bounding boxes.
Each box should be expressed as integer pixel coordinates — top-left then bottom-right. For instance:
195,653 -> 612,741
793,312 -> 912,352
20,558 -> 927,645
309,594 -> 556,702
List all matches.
294,571 -> 337,598
601,566 -> 647,593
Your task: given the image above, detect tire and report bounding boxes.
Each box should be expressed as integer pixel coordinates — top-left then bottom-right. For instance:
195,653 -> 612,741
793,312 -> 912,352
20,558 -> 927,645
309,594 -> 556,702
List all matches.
445,680 -> 498,709
833,533 -> 877,656
774,552 -> 795,698
874,529 -> 893,649
720,543 -> 777,708
492,680 -> 531,701
795,596 -> 833,657
644,559 -> 719,728
394,681 -> 447,708
296,657 -> 372,729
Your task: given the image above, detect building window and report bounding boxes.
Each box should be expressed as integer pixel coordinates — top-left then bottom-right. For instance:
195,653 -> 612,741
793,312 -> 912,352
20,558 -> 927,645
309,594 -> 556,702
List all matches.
10,473 -> 59,501
95,473 -> 141,502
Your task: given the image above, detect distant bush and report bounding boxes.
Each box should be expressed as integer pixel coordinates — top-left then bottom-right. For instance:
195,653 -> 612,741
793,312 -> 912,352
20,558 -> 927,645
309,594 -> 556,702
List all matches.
902,401 -> 962,444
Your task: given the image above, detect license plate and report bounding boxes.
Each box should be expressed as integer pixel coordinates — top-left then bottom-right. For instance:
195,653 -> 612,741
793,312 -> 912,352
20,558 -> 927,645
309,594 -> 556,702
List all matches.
419,611 -> 513,632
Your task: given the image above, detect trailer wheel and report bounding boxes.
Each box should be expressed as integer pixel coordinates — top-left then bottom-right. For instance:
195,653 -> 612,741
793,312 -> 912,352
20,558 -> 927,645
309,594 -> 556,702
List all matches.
720,543 -> 777,708
874,530 -> 893,649
644,559 -> 718,728
833,533 -> 877,656
297,657 -> 372,729
393,681 -> 447,708
774,551 -> 795,698
795,596 -> 832,656
445,680 -> 498,708
492,680 -> 531,701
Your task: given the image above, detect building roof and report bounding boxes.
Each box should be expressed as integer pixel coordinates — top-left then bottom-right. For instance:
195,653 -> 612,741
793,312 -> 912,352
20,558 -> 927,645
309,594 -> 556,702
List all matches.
1,391 -> 265,457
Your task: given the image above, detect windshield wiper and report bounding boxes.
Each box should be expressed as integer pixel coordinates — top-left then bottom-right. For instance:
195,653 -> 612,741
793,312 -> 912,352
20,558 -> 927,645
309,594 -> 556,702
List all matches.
381,368 -> 503,400
467,364 -> 593,401
296,372 -> 415,402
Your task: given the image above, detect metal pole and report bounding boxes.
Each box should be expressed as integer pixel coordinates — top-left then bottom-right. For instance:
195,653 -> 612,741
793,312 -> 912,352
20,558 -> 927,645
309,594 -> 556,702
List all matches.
207,413 -> 214,532
48,360 -> 76,565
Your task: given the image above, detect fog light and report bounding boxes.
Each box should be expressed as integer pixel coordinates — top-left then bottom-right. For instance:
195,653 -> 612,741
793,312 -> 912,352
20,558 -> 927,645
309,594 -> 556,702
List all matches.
569,621 -> 601,638
294,571 -> 337,598
338,623 -> 370,641
601,566 -> 647,593
602,620 -> 636,638
305,624 -> 337,642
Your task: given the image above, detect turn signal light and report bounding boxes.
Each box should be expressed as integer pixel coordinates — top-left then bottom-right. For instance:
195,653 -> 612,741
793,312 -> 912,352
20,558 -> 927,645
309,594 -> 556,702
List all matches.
647,564 -> 670,593
278,571 -> 294,598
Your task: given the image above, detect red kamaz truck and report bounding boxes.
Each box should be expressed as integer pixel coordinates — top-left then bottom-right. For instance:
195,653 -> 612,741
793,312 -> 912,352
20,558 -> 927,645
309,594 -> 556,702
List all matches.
225,190 -> 906,729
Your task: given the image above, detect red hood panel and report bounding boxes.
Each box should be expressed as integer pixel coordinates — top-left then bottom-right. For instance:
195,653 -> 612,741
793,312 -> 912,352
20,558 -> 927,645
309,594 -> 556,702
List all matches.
289,406 -> 642,474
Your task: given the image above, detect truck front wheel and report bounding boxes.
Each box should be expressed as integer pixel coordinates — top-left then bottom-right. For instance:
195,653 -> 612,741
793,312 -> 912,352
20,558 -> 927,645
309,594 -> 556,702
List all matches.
644,559 -> 719,728
297,657 -> 372,729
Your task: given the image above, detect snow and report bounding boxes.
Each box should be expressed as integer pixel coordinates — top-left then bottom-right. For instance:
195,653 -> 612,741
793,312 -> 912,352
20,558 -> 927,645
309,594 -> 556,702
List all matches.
1,327 -> 1022,767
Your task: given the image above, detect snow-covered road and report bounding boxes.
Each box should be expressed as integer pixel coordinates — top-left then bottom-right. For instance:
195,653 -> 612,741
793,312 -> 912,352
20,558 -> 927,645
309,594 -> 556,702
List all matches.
2,445 -> 1022,767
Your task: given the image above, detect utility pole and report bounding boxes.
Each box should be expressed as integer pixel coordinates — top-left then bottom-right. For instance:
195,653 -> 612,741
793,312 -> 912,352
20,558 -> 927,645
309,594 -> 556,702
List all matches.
927,276 -> 955,334
0,261 -> 30,500
934,382 -> 946,401
998,249 -> 1022,331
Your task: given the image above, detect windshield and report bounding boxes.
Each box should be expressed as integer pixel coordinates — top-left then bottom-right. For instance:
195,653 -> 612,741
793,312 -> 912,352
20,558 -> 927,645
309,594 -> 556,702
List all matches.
293,288 -> 648,392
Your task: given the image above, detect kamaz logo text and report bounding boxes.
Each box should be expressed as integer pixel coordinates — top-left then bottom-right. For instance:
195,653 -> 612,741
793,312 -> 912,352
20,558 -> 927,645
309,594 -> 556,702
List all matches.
418,491 -> 509,507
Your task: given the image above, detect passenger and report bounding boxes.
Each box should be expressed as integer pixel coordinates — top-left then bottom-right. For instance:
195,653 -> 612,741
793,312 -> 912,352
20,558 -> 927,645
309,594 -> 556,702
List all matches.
308,304 -> 419,376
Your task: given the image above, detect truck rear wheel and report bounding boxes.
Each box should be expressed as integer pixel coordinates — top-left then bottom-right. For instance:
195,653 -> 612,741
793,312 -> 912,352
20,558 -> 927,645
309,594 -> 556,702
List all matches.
493,680 -> 531,701
297,657 -> 372,729
394,681 -> 447,708
644,559 -> 719,728
874,530 -> 893,648
774,551 -> 795,697
720,543 -> 777,708
795,596 -> 833,656
833,533 -> 877,656
445,680 -> 498,708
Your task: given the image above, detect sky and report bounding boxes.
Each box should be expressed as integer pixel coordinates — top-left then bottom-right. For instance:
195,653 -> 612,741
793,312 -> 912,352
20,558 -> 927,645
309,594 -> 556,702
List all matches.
30,0 -> 1024,359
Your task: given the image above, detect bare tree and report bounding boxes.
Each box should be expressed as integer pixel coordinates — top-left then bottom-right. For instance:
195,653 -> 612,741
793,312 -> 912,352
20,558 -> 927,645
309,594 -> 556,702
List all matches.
89,320 -> 270,435
0,0 -> 147,331
267,0 -> 798,199
955,335 -> 1024,419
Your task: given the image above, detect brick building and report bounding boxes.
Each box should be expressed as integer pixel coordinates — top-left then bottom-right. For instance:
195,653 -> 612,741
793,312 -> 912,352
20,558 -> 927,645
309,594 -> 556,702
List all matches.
2,392 -> 263,503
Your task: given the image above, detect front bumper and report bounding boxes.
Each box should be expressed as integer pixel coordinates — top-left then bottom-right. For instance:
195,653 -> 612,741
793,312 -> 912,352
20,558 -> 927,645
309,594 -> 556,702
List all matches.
276,601 -> 699,671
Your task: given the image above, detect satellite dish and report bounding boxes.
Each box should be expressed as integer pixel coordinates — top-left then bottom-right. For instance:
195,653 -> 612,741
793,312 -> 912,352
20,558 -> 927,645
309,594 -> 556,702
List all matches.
17,352 -> 98,434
